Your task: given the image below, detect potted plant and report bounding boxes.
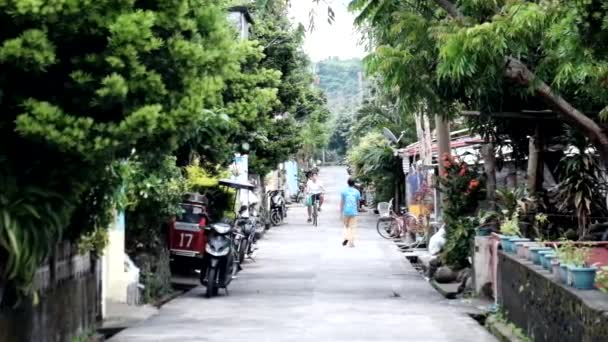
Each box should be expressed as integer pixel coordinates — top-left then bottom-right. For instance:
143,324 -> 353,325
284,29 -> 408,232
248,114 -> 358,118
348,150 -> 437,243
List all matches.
542,252 -> 556,270
500,214 -> 521,252
538,250 -> 554,268
554,240 -> 574,284
596,266 -> 608,293
523,241 -> 540,259
551,258 -> 561,277
567,246 -> 597,290
516,241 -> 535,258
530,246 -> 552,264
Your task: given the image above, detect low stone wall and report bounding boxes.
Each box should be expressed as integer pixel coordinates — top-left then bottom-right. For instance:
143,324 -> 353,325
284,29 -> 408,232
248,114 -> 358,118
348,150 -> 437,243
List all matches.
0,243 -> 101,342
497,251 -> 608,342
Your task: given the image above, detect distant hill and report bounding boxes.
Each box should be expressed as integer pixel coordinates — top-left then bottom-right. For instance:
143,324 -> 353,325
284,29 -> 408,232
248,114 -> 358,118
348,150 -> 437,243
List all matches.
314,57 -> 365,114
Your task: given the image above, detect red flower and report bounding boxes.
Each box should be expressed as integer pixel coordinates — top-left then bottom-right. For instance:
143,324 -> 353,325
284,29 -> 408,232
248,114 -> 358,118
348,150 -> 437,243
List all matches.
469,179 -> 480,190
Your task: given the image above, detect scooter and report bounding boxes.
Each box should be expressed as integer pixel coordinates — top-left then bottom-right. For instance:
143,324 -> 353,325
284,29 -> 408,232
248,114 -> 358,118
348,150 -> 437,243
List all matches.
199,178 -> 257,298
290,182 -> 305,204
234,206 -> 256,263
199,222 -> 235,298
269,190 -> 287,226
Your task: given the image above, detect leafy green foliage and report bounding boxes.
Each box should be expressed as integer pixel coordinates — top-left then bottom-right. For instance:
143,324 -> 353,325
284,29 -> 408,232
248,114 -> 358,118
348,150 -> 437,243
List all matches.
122,155 -> 186,254
553,130 -> 608,238
77,227 -> 109,257
596,266 -> 608,293
351,0 -> 608,162
0,164 -> 73,305
328,112 -> 353,157
500,214 -> 521,237
438,153 -> 485,269
0,0 -> 242,304
347,132 -> 400,203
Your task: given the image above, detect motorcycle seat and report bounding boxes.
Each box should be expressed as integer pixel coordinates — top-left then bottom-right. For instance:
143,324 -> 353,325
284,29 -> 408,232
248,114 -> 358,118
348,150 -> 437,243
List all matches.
208,222 -> 232,234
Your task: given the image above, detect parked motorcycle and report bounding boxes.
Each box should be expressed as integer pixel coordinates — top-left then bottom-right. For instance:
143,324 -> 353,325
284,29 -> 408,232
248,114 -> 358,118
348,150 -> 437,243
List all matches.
199,222 -> 236,298
269,190 -> 287,226
234,206 -> 256,263
290,182 -> 305,204
199,178 -> 257,298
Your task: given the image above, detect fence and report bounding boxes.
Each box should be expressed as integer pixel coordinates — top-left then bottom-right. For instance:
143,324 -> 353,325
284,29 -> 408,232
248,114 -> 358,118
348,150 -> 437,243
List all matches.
0,241 -> 101,342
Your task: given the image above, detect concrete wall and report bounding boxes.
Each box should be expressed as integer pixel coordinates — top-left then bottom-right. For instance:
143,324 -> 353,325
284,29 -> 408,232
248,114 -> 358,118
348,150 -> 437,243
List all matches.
0,248 -> 101,342
102,211 -> 139,309
498,252 -> 608,342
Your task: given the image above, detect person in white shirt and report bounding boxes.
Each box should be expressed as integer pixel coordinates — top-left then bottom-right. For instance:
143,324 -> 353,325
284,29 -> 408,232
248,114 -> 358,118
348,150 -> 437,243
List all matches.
305,172 -> 325,223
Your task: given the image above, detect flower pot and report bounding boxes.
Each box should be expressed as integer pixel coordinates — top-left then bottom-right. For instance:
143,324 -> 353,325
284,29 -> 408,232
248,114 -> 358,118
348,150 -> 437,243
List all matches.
567,265 -> 597,290
559,264 -> 569,284
551,261 -> 560,276
477,227 -> 492,236
542,254 -> 556,270
500,236 -> 515,252
530,247 -> 552,265
509,238 -> 530,255
516,243 -> 527,258
538,251 -> 550,267
516,241 -> 534,258
524,243 -> 540,260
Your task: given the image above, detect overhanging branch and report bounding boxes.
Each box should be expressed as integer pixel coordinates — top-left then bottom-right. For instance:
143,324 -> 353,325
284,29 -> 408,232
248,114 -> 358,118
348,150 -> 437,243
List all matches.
430,0 -> 608,160
432,0 -> 465,20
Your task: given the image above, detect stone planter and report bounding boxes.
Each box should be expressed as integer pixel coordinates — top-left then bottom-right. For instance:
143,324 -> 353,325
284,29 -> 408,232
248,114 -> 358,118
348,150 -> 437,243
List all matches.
568,265 -> 597,290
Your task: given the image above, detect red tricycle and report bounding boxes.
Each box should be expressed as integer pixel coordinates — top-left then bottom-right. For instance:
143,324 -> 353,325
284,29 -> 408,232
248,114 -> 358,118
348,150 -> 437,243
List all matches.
168,193 -> 209,275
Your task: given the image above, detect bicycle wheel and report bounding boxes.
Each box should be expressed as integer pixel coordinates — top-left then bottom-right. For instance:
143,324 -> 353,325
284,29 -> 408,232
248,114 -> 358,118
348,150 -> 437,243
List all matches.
403,215 -> 424,247
313,201 -> 318,226
376,217 -> 397,239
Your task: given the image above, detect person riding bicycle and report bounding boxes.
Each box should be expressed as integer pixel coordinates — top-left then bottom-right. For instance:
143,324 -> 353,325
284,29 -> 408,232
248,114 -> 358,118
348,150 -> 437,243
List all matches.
305,172 -> 325,223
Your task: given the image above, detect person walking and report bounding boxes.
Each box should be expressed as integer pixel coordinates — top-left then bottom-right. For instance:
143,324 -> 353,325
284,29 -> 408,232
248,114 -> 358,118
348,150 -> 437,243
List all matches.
340,178 -> 361,247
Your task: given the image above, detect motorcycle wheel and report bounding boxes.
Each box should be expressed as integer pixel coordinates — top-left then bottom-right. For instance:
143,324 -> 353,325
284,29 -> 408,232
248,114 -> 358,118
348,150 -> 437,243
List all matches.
270,211 -> 282,226
206,267 -> 218,298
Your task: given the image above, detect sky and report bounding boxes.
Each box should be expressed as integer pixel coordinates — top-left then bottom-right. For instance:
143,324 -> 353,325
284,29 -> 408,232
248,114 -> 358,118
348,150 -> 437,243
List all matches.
288,0 -> 366,62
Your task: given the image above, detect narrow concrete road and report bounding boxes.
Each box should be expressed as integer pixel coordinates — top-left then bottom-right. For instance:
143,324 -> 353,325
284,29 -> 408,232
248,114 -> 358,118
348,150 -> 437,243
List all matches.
111,166 -> 495,342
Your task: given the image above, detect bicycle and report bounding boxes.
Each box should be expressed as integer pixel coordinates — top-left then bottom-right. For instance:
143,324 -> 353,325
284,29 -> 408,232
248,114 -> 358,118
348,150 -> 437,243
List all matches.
376,199 -> 428,248
310,193 -> 321,227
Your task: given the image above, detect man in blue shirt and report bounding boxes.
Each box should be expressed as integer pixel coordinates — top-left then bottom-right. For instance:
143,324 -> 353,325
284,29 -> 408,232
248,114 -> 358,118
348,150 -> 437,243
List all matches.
340,178 -> 362,247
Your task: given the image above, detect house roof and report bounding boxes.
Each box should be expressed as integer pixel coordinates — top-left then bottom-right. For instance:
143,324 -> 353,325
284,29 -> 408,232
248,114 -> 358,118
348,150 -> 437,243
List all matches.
399,130 -> 484,157
228,5 -> 254,24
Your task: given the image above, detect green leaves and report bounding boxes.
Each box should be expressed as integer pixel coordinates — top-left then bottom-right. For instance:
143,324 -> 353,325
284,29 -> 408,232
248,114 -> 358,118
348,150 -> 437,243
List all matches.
0,166 -> 73,305
0,29 -> 56,71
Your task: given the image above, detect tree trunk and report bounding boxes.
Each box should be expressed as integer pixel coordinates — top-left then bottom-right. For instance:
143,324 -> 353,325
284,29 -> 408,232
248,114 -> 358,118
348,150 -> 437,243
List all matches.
505,57 -> 608,166
481,143 -> 496,210
436,115 -> 451,172
526,124 -> 544,195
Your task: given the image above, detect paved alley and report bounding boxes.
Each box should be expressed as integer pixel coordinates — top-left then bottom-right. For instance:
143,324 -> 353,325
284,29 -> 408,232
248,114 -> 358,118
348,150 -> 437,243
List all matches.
110,166 -> 495,342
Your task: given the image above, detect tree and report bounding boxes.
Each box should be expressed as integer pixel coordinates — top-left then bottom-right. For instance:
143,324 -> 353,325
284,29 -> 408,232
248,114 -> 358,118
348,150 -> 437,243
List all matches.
347,131 -> 402,203
0,0 -> 243,304
328,112 -> 354,156
247,0 -> 331,172
350,0 -> 608,166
